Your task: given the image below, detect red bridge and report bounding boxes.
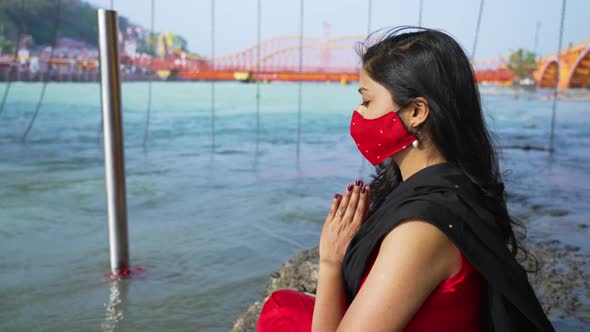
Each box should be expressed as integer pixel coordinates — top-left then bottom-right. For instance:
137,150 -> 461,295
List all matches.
3,34 -> 588,88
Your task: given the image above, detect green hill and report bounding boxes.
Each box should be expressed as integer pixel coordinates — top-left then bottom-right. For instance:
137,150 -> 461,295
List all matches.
0,0 -> 188,54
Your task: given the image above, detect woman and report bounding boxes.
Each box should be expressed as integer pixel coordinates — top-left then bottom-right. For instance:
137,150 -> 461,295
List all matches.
257,26 -> 554,332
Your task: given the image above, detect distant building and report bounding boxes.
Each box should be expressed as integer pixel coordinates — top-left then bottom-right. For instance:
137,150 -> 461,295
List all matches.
124,40 -> 137,57
56,37 -> 87,49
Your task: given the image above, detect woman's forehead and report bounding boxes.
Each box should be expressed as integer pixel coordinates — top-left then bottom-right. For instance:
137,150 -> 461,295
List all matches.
358,70 -> 375,91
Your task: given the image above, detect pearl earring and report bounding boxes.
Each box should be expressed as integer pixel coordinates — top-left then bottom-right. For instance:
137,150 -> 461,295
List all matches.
411,126 -> 420,148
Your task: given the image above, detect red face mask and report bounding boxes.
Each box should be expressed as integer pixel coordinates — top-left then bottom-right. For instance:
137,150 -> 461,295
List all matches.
350,108 -> 417,166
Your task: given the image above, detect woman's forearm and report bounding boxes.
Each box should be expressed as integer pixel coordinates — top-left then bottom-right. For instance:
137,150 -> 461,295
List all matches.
312,261 -> 345,332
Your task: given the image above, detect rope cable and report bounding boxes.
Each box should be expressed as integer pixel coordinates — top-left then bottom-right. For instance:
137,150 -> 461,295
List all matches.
255,0 -> 262,164
0,0 -> 25,117
296,0 -> 304,168
22,0 -> 62,141
549,0 -> 567,153
471,0 -> 485,60
210,0 -> 216,155
142,0 -> 155,147
418,0 -> 424,26
360,0 -> 373,175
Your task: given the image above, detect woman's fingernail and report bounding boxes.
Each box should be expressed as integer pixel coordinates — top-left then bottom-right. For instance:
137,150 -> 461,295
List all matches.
361,186 -> 366,194
334,193 -> 339,199
355,179 -> 361,186
347,184 -> 353,191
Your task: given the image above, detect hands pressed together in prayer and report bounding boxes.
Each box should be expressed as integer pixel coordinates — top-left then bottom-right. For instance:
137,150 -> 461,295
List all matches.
319,179 -> 371,267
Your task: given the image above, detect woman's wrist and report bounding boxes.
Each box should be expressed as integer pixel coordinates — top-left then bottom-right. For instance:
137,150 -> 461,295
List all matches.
314,258 -> 345,332
319,259 -> 344,277
319,258 -> 343,270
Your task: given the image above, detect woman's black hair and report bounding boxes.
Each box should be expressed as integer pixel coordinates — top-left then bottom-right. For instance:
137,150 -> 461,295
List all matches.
357,26 -> 538,273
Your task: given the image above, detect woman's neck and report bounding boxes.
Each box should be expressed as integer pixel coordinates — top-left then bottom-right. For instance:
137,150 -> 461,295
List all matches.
393,143 -> 447,181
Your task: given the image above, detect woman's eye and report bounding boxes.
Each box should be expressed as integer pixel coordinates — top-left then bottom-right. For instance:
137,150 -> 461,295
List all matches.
361,100 -> 370,107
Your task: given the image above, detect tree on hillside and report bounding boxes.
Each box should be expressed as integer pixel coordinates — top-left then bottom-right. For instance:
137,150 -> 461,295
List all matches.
0,0 -> 46,51
0,0 -> 191,57
0,0 -> 131,48
506,48 -> 537,79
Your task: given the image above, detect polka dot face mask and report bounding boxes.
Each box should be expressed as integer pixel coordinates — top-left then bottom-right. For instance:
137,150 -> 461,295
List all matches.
350,108 -> 417,166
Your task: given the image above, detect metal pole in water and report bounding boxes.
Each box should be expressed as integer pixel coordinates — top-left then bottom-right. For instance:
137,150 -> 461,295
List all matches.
97,9 -> 130,275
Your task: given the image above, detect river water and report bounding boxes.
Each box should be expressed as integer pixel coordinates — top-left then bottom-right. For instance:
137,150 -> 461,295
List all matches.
0,82 -> 588,331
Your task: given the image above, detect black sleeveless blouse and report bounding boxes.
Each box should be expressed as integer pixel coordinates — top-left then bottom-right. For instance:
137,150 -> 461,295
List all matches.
341,162 -> 554,331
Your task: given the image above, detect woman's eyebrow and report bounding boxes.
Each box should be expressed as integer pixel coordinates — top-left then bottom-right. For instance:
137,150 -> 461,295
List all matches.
357,87 -> 368,94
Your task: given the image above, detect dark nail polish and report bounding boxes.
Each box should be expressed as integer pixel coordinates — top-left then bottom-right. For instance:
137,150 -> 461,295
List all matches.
355,179 -> 361,186
334,193 -> 339,199
347,184 -> 353,191
361,186 -> 366,194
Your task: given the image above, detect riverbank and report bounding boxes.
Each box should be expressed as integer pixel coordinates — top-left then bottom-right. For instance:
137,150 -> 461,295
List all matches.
231,237 -> 590,331
0,67 -> 158,82
2,72 -> 589,103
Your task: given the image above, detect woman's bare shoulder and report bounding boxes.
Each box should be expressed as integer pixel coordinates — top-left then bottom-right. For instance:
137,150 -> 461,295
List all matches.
338,219 -> 462,331
380,219 -> 461,280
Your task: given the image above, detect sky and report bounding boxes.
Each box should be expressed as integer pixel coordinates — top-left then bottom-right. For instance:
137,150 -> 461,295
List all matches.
82,0 -> 588,61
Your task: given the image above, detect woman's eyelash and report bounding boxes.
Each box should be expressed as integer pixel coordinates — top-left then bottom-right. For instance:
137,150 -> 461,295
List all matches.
361,100 -> 370,107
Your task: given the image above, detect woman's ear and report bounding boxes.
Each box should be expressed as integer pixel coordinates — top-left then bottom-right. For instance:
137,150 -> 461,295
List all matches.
410,97 -> 429,128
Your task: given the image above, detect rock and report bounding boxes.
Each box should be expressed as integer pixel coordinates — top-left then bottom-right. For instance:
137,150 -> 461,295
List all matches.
232,241 -> 589,331
545,209 -> 570,217
231,301 -> 264,332
231,247 -> 319,332
564,245 -> 580,252
526,241 -> 589,323
265,247 -> 319,295
528,204 -> 570,217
